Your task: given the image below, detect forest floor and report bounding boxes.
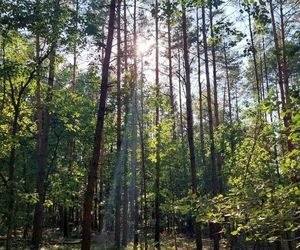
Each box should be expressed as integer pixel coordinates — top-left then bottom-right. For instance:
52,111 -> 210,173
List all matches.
0,232 -> 226,249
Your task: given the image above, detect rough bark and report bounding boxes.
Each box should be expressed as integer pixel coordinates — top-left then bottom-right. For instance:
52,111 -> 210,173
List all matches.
122,0 -> 129,245
98,130 -> 105,232
132,0 -> 139,248
81,0 -> 117,249
114,0 -> 122,247
182,6 -> 202,250
201,3 -> 220,249
154,0 -> 161,248
223,44 -> 233,152
247,9 -> 260,103
167,12 -> 176,138
32,41 -> 57,249
279,0 -> 294,153
196,8 -> 206,167
209,4 -> 219,126
269,0 -> 294,154
138,56 -> 148,250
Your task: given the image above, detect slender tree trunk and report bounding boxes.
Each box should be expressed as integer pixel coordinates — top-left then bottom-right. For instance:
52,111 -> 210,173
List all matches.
269,0 -> 285,108
154,0 -> 161,248
134,3 -> 139,250
262,37 -> 280,178
65,0 -> 79,236
6,106 -> 19,250
210,3 -> 223,195
131,1 -> 139,248
167,6 -> 178,249
98,130 -> 105,232
81,1 -> 117,249
235,81 -> 239,123
223,44 -> 232,127
279,0 -> 290,107
178,50 -> 184,146
122,148 -> 129,245
247,9 -> 260,104
196,8 -> 206,167
259,52 -> 266,103
71,0 -> 78,91
223,44 -> 234,153
269,0 -> 294,155
32,41 -> 57,249
138,56 -> 148,250
209,4 -> 219,126
279,0 -> 294,153
122,0 -> 129,245
114,0 -> 122,247
201,3 -> 220,249
182,6 -> 202,250
167,12 -> 176,138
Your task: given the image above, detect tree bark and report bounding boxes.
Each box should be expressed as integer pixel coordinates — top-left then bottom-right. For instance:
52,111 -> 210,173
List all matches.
167,10 -> 176,138
122,0 -> 129,245
223,43 -> 233,152
269,0 -> 294,154
114,0 -> 122,247
247,9 -> 260,103
81,0 -> 117,249
201,3 -> 220,249
279,0 -> 294,153
32,41 -> 57,249
182,6 -> 202,250
98,130 -> 105,232
209,4 -> 219,126
154,0 -> 161,248
138,55 -> 148,250
196,7 -> 206,167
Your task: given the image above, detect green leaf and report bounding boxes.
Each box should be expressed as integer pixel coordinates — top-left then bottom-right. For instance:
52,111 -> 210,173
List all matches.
231,230 -> 239,236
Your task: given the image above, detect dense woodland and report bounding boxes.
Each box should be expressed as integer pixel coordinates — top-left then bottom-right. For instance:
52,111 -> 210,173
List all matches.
0,0 -> 299,249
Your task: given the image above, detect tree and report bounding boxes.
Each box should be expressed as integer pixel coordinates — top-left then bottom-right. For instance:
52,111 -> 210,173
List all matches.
201,1 -> 221,249
154,0 -> 161,248
81,0 -> 117,249
181,2 -> 203,250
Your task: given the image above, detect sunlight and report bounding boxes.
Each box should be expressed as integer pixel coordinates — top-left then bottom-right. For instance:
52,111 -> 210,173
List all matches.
136,38 -> 154,56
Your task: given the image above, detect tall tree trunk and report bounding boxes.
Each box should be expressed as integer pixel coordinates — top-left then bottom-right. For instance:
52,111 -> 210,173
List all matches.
98,130 -> 105,232
32,41 -> 57,249
6,102 -> 20,250
210,3 -> 223,195
81,0 -> 117,249
269,0 -> 294,154
131,1 -> 139,248
65,0 -> 79,235
114,0 -> 122,247
279,0 -> 294,153
196,8 -> 206,167
71,0 -> 78,91
279,0 -> 290,107
201,3 -> 220,249
167,11 -> 176,138
182,6 -> 202,250
138,55 -> 148,250
235,80 -> 239,123
178,50 -> 184,146
223,43 -> 233,152
269,0 -> 285,107
122,0 -> 129,245
247,9 -> 260,104
154,0 -> 161,248
209,4 -> 219,126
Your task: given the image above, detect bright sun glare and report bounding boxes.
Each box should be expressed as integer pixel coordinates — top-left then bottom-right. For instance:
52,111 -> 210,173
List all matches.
136,38 -> 154,55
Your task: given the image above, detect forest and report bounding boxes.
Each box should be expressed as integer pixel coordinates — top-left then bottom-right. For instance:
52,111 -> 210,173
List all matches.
0,0 -> 299,249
